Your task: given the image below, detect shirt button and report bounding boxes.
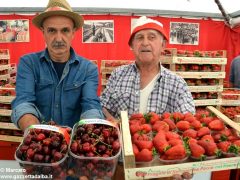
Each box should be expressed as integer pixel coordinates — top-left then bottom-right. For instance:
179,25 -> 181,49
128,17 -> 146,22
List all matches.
55,104 -> 59,108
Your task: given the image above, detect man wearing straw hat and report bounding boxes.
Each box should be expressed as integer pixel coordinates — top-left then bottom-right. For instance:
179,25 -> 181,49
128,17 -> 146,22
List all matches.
11,0 -> 104,131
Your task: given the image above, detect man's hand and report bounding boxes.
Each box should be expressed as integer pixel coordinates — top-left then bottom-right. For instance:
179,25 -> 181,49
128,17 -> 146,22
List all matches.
18,114 -> 40,131
102,107 -> 120,127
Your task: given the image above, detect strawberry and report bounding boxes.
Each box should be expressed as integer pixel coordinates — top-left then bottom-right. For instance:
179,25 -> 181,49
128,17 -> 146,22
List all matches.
233,140 -> 240,147
130,124 -> 142,135
200,117 -> 213,125
217,141 -> 231,152
168,139 -> 183,146
130,113 -> 144,120
195,110 -> 210,119
164,144 -> 186,160
176,121 -> 190,131
184,116 -> 196,123
190,120 -> 202,130
189,142 -> 206,160
182,129 -> 197,139
162,112 -> 172,119
152,121 -> 169,132
172,112 -> 184,122
188,137 -> 198,144
165,131 -> 181,141
197,140 -> 220,156
144,112 -> 160,125
132,132 -> 150,143
201,135 -> 214,142
197,127 -> 210,138
228,135 -> 239,142
184,112 -> 194,118
135,149 -> 153,162
163,118 -> 177,131
220,128 -> 232,137
208,119 -> 225,131
141,124 -> 152,133
129,119 -> 142,126
132,143 -> 139,156
153,131 -> 170,153
135,140 -> 153,151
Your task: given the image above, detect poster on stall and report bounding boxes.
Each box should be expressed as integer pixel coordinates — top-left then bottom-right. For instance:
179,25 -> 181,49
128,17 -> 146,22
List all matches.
169,22 -> 199,45
0,19 -> 29,43
82,20 -> 114,43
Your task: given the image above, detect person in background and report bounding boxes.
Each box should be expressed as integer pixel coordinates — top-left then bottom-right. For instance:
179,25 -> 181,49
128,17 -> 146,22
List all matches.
100,16 -> 195,122
229,55 -> 240,88
100,16 -> 195,180
11,0 -> 104,131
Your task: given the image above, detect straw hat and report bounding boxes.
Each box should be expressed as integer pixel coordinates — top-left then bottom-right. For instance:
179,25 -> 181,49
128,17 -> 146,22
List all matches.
32,0 -> 84,30
128,16 -> 168,46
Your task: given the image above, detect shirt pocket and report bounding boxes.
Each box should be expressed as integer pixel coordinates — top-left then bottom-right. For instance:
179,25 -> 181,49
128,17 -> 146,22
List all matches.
63,81 -> 86,109
110,90 -> 130,113
35,79 -> 54,106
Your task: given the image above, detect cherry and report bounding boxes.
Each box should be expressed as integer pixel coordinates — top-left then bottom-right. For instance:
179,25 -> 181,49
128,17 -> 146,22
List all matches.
36,133 -> 46,141
42,138 -> 51,146
23,135 -> 32,145
33,153 -> 44,162
26,148 -> 35,159
102,129 -> 111,138
53,152 -> 63,162
112,140 -> 120,151
70,141 -> 78,153
82,142 -> 91,152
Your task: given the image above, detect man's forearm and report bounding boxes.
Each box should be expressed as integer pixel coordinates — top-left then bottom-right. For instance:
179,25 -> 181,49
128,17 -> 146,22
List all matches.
18,114 -> 40,131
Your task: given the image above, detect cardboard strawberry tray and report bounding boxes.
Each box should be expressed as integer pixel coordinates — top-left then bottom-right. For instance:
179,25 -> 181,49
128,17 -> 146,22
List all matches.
68,119 -> 121,180
121,106 -> 240,180
15,124 -> 71,179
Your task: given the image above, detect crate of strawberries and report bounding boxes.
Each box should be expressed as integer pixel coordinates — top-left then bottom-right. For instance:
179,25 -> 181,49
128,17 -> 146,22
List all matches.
68,119 -> 121,180
121,106 -> 240,179
15,124 -> 71,180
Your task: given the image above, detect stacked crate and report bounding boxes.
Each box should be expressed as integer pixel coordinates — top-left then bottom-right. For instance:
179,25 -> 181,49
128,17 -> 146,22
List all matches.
100,60 -> 134,90
221,88 -> 240,123
0,49 -> 22,143
160,48 -> 227,107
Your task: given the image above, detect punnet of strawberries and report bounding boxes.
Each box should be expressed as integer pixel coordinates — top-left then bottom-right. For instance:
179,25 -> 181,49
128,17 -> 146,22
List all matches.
68,119 -> 121,179
15,121 -> 71,179
129,109 -> 240,164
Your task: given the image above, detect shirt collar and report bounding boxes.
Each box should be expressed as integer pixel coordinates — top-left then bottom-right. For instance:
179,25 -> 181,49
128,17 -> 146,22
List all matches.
133,61 -> 163,81
39,47 -> 79,64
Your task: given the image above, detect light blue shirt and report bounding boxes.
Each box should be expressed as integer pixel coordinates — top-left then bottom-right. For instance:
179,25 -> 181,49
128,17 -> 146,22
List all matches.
11,48 -> 103,128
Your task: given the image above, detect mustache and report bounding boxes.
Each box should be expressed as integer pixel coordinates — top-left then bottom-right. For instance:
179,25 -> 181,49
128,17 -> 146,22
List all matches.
52,41 -> 66,48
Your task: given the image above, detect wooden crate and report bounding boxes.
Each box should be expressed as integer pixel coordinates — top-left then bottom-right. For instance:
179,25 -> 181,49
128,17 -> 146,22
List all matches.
194,99 -> 222,106
174,72 -> 225,79
101,60 -> 133,73
0,122 -> 19,130
188,85 -> 223,92
161,49 -> 227,59
221,88 -> 240,106
160,56 -> 227,65
235,115 -> 240,123
0,135 -> 23,142
120,106 -> 240,179
0,49 -> 10,59
0,109 -> 12,116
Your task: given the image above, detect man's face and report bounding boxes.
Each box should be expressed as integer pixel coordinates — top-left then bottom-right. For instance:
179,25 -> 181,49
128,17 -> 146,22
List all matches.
131,29 -> 165,65
41,15 -> 75,61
